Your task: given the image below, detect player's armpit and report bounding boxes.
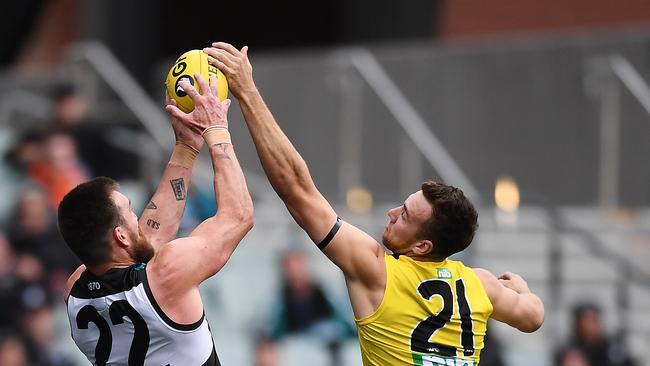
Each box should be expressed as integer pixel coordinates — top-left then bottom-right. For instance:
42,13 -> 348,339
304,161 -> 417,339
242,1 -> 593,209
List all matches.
473,268 -> 544,333
322,222 -> 385,286
147,211 -> 253,295
283,185 -> 385,290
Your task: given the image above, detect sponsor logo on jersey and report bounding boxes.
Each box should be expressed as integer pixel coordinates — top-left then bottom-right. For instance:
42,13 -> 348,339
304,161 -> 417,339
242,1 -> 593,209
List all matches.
413,353 -> 474,366
437,269 -> 452,279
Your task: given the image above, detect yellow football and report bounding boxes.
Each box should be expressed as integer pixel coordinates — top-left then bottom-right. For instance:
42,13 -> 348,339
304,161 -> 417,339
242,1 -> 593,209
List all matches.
165,50 -> 228,112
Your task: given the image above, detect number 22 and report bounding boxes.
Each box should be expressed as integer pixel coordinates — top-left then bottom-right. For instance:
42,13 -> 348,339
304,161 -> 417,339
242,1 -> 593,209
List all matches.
76,300 -> 150,365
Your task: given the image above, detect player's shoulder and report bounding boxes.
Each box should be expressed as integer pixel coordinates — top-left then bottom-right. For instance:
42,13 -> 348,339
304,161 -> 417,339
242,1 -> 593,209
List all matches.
468,267 -> 502,300
64,264 -> 87,302
469,268 -> 498,287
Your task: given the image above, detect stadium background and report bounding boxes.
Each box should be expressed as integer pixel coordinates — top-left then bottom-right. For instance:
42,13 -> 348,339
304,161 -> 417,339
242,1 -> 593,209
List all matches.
1,0 -> 649,365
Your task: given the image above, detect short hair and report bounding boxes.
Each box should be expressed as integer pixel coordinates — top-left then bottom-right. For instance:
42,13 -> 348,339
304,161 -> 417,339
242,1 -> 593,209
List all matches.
418,181 -> 478,259
57,177 -> 121,266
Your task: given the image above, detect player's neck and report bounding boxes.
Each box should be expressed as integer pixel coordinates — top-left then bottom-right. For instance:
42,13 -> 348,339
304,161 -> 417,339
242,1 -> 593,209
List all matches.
87,258 -> 136,276
407,254 -> 447,263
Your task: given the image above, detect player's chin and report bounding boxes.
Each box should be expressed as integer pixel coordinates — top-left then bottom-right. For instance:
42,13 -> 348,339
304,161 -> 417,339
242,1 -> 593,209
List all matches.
381,234 -> 392,249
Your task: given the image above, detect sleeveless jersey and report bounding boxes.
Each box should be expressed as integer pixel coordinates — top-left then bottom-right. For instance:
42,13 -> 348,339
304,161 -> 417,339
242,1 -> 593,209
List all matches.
66,263 -> 220,366
356,253 -> 492,366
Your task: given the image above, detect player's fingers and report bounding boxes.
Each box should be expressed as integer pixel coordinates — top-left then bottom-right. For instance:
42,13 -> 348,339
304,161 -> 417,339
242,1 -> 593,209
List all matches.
498,272 -> 513,280
207,56 -> 234,75
203,47 -> 238,67
209,76 -> 219,96
179,79 -> 200,101
241,45 -> 249,57
165,104 -> 187,120
194,72 -> 211,96
222,98 -> 231,110
211,41 -> 241,57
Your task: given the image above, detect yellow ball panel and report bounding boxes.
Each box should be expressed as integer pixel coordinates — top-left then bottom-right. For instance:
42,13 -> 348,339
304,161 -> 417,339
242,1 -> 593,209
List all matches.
166,49 -> 229,113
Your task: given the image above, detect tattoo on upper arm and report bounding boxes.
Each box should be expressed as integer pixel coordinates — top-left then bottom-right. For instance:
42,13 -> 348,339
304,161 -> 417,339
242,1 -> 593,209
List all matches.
215,143 -> 231,160
170,178 -> 186,200
145,201 -> 157,209
146,219 -> 160,230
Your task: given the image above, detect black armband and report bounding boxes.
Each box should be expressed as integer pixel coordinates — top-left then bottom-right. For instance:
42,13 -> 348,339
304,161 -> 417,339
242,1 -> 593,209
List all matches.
317,217 -> 342,251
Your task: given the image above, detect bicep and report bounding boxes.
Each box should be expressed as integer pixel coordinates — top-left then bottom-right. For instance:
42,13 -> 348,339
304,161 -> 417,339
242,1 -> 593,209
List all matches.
284,186 -> 385,286
322,223 -> 385,287
475,268 -> 536,330
149,214 -> 250,292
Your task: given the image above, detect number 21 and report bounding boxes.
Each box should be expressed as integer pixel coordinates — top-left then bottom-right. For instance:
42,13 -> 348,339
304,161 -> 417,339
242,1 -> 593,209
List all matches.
411,279 -> 475,357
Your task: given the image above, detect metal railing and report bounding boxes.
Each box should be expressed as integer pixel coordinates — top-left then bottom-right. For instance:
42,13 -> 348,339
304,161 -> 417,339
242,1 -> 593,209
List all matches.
585,54 -> 650,209
333,48 -> 481,203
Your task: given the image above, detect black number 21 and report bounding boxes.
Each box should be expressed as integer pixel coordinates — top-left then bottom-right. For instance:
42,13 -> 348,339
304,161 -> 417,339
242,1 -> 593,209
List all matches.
410,279 -> 475,357
76,300 -> 150,365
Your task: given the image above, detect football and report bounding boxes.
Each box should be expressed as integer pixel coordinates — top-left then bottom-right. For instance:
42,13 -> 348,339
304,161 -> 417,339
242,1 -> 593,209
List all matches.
165,49 -> 228,112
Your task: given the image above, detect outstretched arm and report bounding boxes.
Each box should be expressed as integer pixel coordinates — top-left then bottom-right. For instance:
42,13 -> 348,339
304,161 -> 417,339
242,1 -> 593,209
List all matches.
203,43 -> 386,314
138,96 -> 204,251
149,73 -> 253,295
473,268 -> 544,332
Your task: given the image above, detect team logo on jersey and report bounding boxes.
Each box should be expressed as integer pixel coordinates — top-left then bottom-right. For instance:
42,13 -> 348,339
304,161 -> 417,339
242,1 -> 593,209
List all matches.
437,269 -> 452,279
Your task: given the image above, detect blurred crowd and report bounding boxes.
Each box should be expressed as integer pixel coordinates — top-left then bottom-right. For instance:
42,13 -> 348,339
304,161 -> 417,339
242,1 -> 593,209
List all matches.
555,303 -> 636,366
0,84 -> 109,366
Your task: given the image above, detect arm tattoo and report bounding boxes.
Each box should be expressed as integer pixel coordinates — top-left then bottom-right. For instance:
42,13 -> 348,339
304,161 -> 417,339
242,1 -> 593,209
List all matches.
145,201 -> 157,209
146,219 -> 160,230
215,143 -> 231,160
170,178 -> 186,201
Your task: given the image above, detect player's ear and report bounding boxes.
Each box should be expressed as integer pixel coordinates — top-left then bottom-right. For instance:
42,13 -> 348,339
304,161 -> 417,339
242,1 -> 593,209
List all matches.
413,239 -> 433,257
113,226 -> 130,247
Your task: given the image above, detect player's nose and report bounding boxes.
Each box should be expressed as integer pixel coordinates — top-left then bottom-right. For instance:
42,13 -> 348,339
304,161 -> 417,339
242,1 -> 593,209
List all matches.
387,207 -> 398,221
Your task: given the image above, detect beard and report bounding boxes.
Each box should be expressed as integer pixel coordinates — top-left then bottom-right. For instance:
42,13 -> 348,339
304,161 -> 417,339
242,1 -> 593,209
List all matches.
128,227 -> 154,263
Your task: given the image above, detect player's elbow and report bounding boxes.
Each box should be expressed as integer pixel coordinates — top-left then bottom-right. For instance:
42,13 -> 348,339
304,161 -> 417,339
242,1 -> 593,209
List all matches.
239,202 -> 254,233
222,201 -> 254,232
518,297 -> 545,333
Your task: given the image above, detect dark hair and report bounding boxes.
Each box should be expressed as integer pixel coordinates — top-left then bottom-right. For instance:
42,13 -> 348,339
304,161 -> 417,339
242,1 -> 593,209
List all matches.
57,177 -> 121,266
418,181 -> 478,259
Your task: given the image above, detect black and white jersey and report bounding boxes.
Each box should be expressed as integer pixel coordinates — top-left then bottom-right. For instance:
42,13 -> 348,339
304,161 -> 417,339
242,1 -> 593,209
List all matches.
66,263 -> 220,366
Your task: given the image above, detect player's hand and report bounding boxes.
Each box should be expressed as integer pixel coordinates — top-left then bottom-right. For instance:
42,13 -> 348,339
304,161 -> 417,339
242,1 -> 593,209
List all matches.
203,42 -> 255,100
165,73 -> 231,134
166,93 -> 204,151
498,271 -> 531,294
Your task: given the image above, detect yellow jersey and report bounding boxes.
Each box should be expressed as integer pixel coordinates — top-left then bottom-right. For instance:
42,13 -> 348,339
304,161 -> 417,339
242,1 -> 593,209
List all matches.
356,253 -> 492,366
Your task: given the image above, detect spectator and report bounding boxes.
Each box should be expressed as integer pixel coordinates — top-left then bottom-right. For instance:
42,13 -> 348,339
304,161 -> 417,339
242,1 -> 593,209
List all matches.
52,83 -> 137,179
480,324 -> 506,366
19,300 -> 74,366
266,250 -> 355,366
29,130 -> 88,209
0,332 -> 28,366
254,335 -> 279,366
555,302 -> 636,366
0,233 -> 21,329
8,187 -> 77,293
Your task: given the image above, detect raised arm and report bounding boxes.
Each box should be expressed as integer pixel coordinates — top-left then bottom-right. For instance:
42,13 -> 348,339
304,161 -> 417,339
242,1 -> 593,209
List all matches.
203,43 -> 385,299
473,268 -> 545,332
148,73 -> 253,295
138,98 -> 204,251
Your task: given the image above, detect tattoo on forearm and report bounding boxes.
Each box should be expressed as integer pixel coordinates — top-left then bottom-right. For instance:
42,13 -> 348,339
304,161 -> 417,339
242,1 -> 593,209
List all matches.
145,201 -> 157,209
170,178 -> 186,200
146,219 -> 160,230
215,143 -> 231,160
